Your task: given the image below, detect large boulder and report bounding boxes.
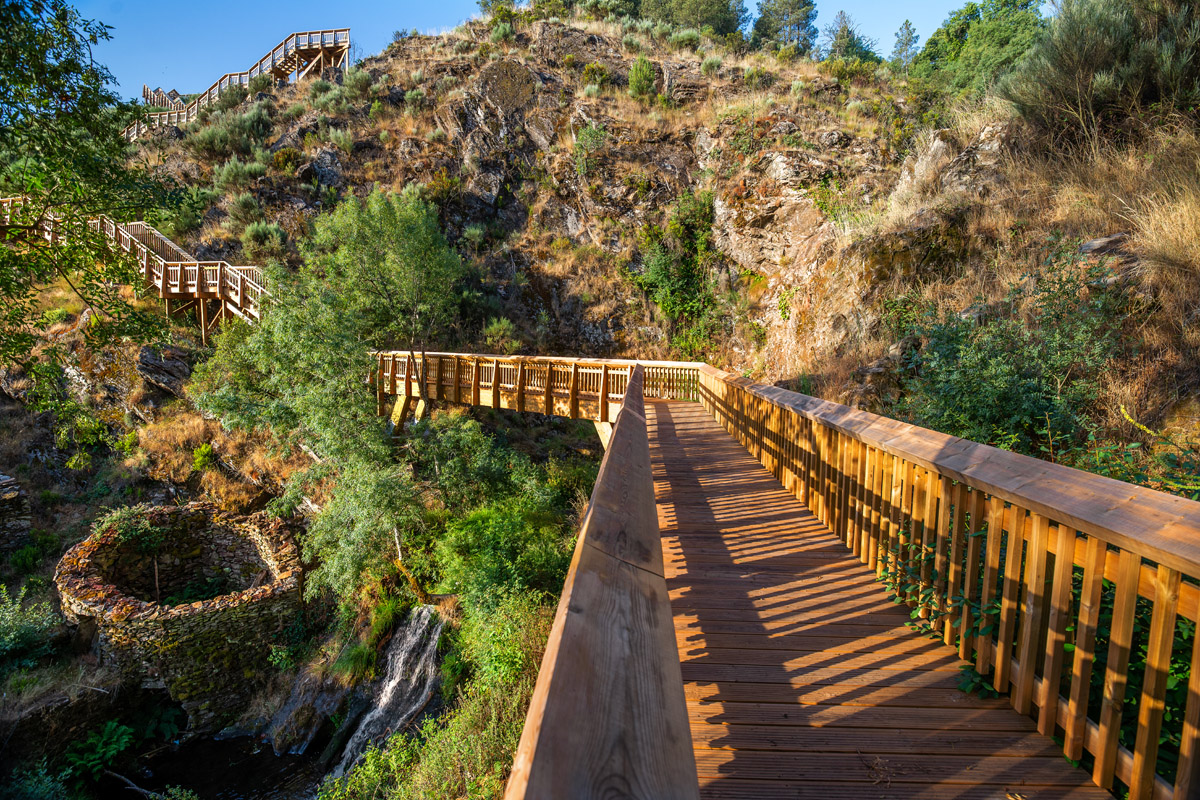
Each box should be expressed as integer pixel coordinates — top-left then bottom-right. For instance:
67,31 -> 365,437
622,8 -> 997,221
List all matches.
136,345 -> 193,398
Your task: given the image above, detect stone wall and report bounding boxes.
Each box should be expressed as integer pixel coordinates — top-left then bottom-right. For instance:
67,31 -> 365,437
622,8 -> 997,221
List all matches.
0,472 -> 31,552
55,503 -> 302,730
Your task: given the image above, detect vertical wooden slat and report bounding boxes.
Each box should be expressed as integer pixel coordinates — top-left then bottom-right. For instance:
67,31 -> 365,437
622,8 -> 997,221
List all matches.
569,363 -> 580,419
942,483 -> 967,645
1093,548 -> 1143,790
599,365 -> 609,423
901,463 -> 922,604
857,445 -> 875,563
1129,565 -> 1181,800
1013,513 -> 1050,714
1038,523 -> 1077,735
994,504 -> 1026,694
544,363 -> 555,416
918,471 -> 942,617
471,358 -> 481,406
516,360 -> 526,413
491,358 -> 501,409
1174,606 -> 1200,798
977,495 -> 1005,675
453,356 -> 462,404
1065,535 -> 1107,760
931,476 -> 953,632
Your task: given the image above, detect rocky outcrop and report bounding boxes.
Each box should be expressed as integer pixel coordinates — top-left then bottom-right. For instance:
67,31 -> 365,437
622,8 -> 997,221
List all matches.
137,345 -> 193,398
0,473 -> 31,552
296,147 -> 343,187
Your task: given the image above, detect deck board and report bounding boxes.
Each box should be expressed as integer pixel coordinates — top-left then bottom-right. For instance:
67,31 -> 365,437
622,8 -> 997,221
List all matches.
646,400 -> 1112,799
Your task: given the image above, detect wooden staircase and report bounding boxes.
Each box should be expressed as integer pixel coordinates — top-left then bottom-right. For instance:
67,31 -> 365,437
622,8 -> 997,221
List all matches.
1,197 -> 266,344
124,28 -> 350,141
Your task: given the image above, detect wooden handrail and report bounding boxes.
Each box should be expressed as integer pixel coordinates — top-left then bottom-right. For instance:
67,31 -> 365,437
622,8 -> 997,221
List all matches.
504,364 -> 699,799
695,363 -> 1200,800
124,28 -> 351,141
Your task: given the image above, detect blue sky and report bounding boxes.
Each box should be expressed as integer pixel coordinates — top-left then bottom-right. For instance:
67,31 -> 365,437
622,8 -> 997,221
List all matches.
76,0 -> 966,100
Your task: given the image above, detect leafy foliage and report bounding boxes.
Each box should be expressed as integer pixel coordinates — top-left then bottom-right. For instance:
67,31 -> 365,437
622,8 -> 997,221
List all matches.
912,0 -> 1044,97
627,55 -> 656,98
640,0 -> 749,36
898,257 -> 1129,455
819,11 -> 880,62
64,720 -> 134,786
752,0 -> 816,51
1003,0 -> 1200,144
0,585 -> 58,676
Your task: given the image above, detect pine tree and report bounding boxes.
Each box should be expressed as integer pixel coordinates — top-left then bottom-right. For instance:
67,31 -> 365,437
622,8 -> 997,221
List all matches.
753,0 -> 818,52
891,19 -> 919,74
819,10 -> 879,61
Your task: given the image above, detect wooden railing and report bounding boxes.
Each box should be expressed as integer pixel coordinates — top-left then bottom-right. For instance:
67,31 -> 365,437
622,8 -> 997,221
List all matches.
504,364 -> 699,799
696,364 -> 1200,800
124,28 -> 351,141
1,197 -> 267,332
372,351 -> 702,420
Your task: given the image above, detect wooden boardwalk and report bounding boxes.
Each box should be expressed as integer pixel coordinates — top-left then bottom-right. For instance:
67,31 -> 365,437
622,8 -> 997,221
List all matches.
646,400 -> 1111,799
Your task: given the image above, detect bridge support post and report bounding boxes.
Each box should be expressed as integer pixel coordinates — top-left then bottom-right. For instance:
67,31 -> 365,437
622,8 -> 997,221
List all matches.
593,421 -> 614,450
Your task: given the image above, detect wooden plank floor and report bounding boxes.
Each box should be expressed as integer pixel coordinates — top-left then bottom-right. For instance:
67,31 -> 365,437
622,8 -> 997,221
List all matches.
646,401 -> 1112,800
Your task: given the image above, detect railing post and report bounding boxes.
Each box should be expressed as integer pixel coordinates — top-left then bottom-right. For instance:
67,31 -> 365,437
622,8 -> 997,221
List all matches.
516,360 -> 526,413
599,365 -> 609,423
543,363 -> 554,416
569,363 -> 580,419
471,358 -> 480,406
491,358 -> 501,409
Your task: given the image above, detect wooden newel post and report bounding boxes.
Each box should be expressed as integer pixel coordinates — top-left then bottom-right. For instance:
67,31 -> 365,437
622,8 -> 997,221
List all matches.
569,363 -> 580,419
435,356 -> 444,400
453,356 -> 462,404
491,359 -> 501,409
375,353 -> 385,416
516,361 -> 527,413
405,353 -> 414,399
599,365 -> 610,423
471,358 -> 481,406
390,353 -> 398,397
543,363 -> 554,416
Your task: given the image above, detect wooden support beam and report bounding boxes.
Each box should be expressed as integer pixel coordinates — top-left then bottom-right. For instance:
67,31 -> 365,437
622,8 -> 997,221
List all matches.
516,361 -> 526,414
491,358 -> 500,410
599,365 -> 610,423
471,358 -> 480,407
569,362 -> 580,419
543,363 -> 554,416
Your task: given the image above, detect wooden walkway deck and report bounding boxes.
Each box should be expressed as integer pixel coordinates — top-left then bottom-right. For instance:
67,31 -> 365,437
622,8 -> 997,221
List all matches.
646,400 -> 1111,800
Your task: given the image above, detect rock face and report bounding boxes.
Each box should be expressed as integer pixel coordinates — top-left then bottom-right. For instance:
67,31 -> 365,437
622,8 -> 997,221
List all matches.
55,503 -> 303,731
0,473 -> 31,552
136,345 -> 193,398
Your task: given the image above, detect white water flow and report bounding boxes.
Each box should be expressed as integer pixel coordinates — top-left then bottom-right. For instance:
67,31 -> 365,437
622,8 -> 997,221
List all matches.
331,604 -> 444,778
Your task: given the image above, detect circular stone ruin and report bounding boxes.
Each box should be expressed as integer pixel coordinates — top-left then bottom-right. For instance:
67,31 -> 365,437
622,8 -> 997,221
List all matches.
55,502 -> 302,730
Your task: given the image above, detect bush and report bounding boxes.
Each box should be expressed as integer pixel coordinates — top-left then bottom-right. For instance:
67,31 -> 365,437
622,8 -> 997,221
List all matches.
192,442 -> 217,471
581,61 -> 608,87
426,128 -> 447,144
241,221 -> 287,262
582,82 -> 600,98
187,102 -> 274,160
308,79 -> 334,100
668,28 -> 701,50
328,128 -> 354,154
573,122 -> 608,175
622,33 -> 642,52
818,56 -> 876,83
342,67 -> 375,102
627,55 -> 655,98
1,764 -> 78,800
0,585 -> 57,675
775,43 -> 799,63
1003,0 -> 1200,143
483,316 -> 521,354
743,65 -> 774,90
700,56 -> 722,77
899,259 -> 1129,454
248,74 -> 273,94
490,22 -> 514,43
272,146 -> 302,173
213,85 -> 248,113
65,720 -> 134,785
40,307 -> 71,327
213,157 -> 267,192
404,88 -> 426,109
790,78 -> 807,96
225,192 -> 261,233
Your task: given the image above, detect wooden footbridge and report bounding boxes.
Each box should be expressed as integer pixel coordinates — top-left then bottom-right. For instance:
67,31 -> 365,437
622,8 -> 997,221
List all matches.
125,29 -> 350,141
13,190 -> 1200,797
0,197 -> 266,343
374,352 -> 1200,800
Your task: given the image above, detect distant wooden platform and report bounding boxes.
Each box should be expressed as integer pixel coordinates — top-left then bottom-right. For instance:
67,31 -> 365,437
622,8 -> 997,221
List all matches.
646,400 -> 1111,799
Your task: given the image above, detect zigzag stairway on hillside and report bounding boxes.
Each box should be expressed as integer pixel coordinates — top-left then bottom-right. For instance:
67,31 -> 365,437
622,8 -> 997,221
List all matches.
124,29 -> 350,141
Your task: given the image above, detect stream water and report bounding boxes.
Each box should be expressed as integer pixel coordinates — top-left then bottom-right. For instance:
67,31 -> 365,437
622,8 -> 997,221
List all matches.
115,604 -> 445,799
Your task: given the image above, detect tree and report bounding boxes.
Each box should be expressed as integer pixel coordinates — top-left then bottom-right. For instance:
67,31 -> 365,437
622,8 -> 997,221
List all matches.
911,0 -> 1044,96
643,0 -> 749,36
891,19 -> 919,74
752,0 -> 818,51
0,0 -> 172,370
819,10 -> 880,61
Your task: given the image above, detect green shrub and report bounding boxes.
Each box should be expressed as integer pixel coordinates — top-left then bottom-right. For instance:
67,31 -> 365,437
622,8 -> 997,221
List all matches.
483,316 -> 521,354
582,83 -> 600,98
775,43 -> 800,63
581,61 -> 608,87
700,56 -> 722,77
562,53 -> 576,69
0,585 -> 57,676
283,102 -> 306,120
368,99 -> 385,122
328,128 -> 354,154
668,28 -> 701,50
818,56 -> 876,83
97,505 -> 168,554
342,67 -> 375,102
1002,0 -> 1200,143
39,307 -> 71,327
627,55 -> 655,98
404,88 -> 426,109
573,122 -> 608,175
308,79 -> 334,100
225,192 -> 261,234
622,33 -> 642,52
241,221 -> 287,261
248,74 -> 273,94
743,65 -> 774,90
790,78 -> 807,96
272,146 -> 302,173
65,721 -> 134,786
192,442 -> 217,472
426,128 -> 447,144
899,258 -> 1129,455
187,102 -> 274,160
461,223 -> 487,251
213,85 -> 248,113
490,22 -> 514,43
9,544 -> 41,575
1,763 -> 78,800
213,157 -> 267,192
652,22 -> 672,39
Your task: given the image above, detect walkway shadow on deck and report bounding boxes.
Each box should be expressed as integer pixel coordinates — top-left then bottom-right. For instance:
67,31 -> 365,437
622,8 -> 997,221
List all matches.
646,401 -> 1109,800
